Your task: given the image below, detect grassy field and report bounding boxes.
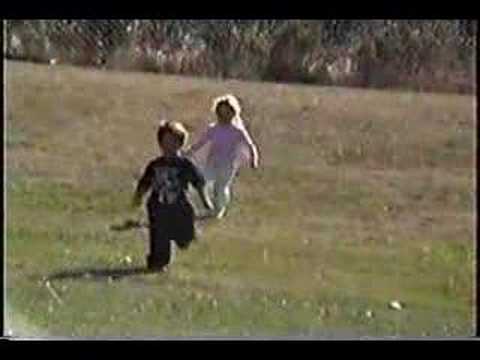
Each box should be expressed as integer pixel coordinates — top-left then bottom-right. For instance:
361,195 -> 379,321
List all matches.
5,60 -> 476,338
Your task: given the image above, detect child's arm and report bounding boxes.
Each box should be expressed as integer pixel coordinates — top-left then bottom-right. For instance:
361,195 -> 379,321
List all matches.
184,126 -> 212,157
132,162 -> 154,208
240,127 -> 260,169
198,185 -> 214,211
186,160 -> 214,210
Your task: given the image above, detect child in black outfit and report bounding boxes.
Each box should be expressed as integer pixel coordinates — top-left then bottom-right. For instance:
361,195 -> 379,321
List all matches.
132,121 -> 213,272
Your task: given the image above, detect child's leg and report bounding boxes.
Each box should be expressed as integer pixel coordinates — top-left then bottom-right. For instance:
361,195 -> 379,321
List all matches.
147,203 -> 171,270
147,223 -> 171,270
174,204 -> 196,248
212,166 -> 236,219
213,182 -> 230,218
199,164 -> 217,218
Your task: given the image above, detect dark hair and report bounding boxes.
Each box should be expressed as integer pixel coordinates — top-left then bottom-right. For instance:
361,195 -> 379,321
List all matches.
216,100 -> 236,116
211,94 -> 242,116
157,121 -> 189,148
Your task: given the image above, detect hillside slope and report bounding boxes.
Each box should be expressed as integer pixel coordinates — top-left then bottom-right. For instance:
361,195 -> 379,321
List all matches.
6,61 -> 475,337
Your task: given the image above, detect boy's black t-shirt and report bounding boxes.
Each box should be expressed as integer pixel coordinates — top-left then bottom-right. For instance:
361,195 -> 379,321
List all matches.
137,155 -> 205,207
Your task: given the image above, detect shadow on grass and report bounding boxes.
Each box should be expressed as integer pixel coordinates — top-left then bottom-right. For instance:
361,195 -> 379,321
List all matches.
47,266 -> 162,281
109,219 -> 147,232
108,215 -> 216,233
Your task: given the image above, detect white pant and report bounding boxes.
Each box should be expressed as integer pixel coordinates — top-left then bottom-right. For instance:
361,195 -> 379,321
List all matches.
203,163 -> 237,218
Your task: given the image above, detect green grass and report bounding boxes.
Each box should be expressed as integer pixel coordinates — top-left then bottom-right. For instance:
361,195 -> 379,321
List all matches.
5,60 -> 475,338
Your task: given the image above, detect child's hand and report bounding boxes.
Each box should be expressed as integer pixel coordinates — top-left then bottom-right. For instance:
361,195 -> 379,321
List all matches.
203,198 -> 214,211
199,188 -> 214,210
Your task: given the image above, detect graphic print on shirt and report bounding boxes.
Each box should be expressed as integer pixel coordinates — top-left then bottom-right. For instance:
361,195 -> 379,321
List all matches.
152,166 -> 182,205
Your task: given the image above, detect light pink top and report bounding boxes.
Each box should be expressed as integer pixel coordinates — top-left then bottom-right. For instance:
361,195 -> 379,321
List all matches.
188,123 -> 258,170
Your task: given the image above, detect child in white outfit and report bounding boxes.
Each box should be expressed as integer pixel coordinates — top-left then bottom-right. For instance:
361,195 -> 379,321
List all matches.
185,94 -> 260,219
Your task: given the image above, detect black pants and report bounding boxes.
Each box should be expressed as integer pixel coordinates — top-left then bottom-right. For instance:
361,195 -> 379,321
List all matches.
146,199 -> 195,270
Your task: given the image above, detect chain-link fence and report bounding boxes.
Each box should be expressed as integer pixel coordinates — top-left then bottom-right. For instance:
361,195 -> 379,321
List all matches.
5,20 -> 477,93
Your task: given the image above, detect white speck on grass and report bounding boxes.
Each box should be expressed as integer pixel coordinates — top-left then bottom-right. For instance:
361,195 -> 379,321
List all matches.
317,307 -> 327,319
263,248 -> 269,264
6,302 -> 51,339
303,301 -> 311,309
388,300 -> 404,310
212,299 -> 218,308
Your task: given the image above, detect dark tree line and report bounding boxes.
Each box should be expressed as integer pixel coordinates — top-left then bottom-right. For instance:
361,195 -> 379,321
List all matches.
5,20 -> 477,93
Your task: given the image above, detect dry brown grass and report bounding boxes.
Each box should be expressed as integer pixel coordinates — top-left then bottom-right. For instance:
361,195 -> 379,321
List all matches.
6,60 -> 476,337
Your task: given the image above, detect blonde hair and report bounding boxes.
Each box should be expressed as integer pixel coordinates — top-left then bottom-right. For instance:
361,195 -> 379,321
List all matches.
211,94 -> 245,129
157,120 -> 189,148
